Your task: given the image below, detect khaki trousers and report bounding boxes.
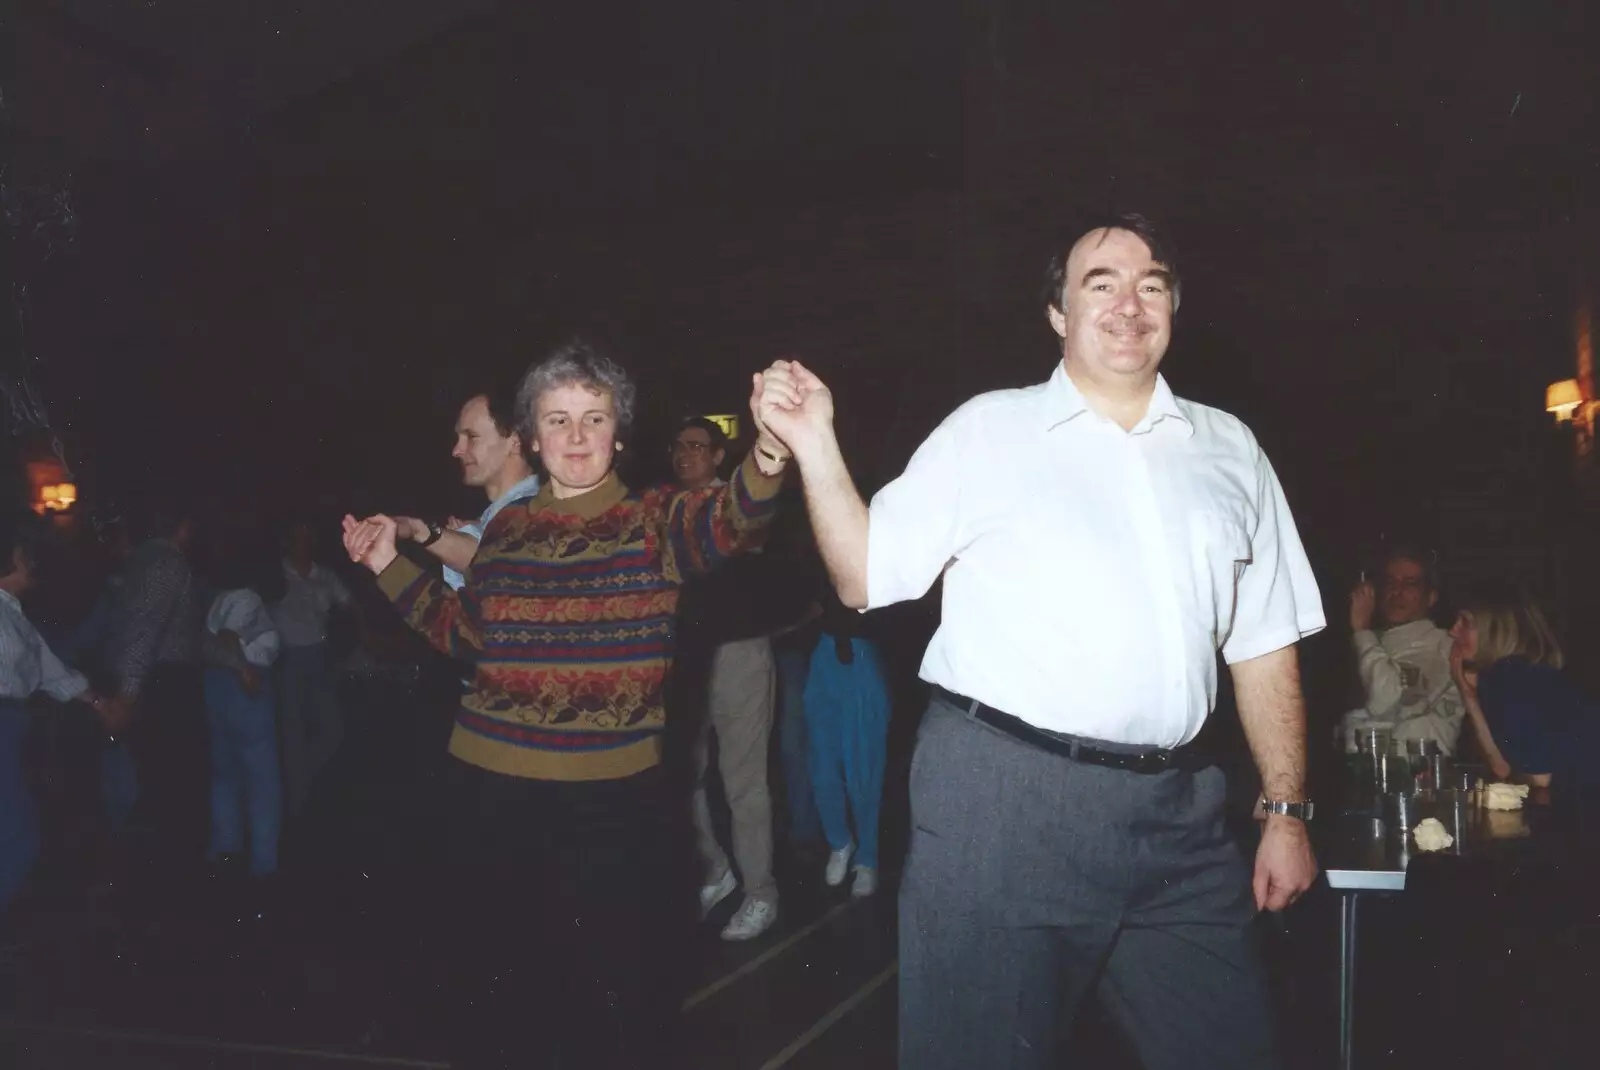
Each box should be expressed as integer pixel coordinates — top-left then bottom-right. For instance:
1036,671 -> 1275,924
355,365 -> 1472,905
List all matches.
690,637 -> 777,904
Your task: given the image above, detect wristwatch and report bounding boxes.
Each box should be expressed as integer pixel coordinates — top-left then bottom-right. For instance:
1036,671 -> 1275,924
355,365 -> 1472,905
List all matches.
420,520 -> 445,547
1260,798 -> 1315,821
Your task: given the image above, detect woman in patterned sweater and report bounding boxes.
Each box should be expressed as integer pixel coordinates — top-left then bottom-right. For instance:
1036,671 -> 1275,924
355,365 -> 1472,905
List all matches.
342,339 -> 792,1069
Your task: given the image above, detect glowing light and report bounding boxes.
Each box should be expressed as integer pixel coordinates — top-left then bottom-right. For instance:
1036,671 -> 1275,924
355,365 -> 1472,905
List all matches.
1546,379 -> 1583,421
703,414 -> 741,440
37,482 -> 77,513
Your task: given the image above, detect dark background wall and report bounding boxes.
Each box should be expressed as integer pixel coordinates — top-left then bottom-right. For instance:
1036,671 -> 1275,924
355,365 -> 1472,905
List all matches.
10,3 -> 1598,627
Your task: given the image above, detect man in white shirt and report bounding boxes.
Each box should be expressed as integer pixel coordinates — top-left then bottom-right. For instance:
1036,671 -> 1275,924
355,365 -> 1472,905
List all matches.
0,511 -> 105,920
753,215 -> 1324,1070
392,392 -> 540,591
1340,546 -> 1463,753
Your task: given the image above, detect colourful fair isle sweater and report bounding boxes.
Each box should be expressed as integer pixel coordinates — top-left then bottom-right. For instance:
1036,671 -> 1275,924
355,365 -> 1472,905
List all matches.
377,455 -> 781,782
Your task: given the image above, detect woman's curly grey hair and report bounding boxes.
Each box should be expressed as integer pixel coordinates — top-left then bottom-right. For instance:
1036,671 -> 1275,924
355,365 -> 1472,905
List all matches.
514,337 -> 638,443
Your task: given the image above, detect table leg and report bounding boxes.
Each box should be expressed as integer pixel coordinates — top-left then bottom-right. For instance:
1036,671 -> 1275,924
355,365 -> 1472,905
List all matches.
1338,889 -> 1359,1070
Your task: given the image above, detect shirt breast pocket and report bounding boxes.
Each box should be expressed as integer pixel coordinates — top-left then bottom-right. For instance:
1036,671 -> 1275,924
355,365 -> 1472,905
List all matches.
1190,509 -> 1252,642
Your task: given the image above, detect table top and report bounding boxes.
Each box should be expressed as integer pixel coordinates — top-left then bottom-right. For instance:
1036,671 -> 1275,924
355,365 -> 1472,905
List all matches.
1320,801 -> 1535,891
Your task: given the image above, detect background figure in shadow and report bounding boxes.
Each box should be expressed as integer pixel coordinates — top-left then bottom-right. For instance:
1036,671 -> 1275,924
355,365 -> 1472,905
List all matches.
802,586 -> 890,898
199,533 -> 287,889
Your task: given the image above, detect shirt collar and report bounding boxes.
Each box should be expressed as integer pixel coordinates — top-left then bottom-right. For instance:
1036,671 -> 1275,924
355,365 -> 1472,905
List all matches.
1042,362 -> 1193,438
490,474 -> 543,512
526,471 -> 628,521
0,589 -> 19,613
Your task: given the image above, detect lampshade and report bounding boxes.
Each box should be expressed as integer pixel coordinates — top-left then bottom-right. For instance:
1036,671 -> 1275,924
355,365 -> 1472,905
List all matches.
1546,379 -> 1583,416
37,483 -> 77,512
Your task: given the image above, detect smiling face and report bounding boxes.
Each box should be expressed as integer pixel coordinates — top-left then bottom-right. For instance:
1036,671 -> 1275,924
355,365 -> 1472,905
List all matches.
451,396 -> 522,490
671,425 -> 725,489
1046,227 -> 1175,388
531,382 -> 619,497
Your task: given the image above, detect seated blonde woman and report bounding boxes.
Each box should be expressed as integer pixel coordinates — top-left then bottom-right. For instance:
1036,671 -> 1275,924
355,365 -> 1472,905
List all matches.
1449,592 -> 1598,811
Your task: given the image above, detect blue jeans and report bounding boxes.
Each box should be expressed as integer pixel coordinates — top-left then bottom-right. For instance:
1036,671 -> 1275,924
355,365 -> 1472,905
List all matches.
803,637 -> 889,870
0,701 -> 39,915
776,647 -> 822,844
203,669 -> 281,875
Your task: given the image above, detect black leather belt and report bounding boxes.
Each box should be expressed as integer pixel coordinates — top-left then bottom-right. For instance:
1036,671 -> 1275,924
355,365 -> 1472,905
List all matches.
933,686 -> 1212,775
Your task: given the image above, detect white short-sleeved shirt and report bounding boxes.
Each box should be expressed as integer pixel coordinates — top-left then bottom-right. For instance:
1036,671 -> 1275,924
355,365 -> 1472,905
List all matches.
867,362 -> 1325,747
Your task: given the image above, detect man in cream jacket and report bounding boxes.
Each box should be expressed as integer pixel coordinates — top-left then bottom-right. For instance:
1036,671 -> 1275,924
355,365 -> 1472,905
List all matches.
1341,548 -> 1464,754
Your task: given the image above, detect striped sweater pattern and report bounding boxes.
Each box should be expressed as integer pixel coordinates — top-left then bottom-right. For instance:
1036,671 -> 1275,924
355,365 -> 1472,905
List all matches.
378,457 -> 781,781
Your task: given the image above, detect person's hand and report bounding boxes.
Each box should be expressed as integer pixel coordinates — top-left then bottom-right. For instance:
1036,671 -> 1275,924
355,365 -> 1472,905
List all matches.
751,359 -> 835,459
1448,641 -> 1478,697
1253,816 -> 1318,912
341,514 -> 400,574
1349,581 -> 1376,632
445,516 -> 470,532
219,629 -> 243,652
392,517 -> 427,542
98,693 -> 134,737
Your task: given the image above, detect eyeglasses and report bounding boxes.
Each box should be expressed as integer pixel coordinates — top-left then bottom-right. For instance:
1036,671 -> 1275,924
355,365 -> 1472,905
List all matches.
670,441 -> 713,455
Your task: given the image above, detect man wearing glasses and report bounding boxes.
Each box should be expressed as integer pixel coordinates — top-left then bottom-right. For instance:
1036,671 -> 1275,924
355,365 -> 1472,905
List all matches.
671,417 -> 783,941
1341,545 -> 1464,754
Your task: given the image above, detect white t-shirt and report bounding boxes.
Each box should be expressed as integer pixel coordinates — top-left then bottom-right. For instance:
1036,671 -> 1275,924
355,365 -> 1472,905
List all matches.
866,362 -> 1325,747
208,589 -> 282,668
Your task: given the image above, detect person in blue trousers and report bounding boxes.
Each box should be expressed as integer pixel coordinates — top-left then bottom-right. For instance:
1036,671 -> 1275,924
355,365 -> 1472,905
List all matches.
200,540 -> 287,884
0,511 -> 109,925
803,595 -> 890,898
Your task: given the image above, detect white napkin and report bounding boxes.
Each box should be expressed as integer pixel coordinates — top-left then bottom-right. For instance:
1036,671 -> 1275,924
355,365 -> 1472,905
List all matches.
1483,783 -> 1528,811
1412,817 -> 1455,852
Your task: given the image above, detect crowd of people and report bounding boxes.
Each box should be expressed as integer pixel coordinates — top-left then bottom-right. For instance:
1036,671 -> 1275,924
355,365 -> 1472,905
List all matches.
0,213 -> 1594,1069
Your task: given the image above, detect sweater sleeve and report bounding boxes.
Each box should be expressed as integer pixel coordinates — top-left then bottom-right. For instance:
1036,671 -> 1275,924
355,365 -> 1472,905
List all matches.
1352,629 -> 1407,717
663,453 -> 783,582
376,555 -> 480,660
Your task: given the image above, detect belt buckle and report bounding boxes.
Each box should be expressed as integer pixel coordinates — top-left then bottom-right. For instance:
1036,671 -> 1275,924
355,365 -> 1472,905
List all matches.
1132,750 -> 1170,774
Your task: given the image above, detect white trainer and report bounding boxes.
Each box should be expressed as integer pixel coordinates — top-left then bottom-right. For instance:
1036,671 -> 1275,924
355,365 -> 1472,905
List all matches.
824,843 -> 855,887
698,869 -> 738,919
720,897 -> 778,942
850,866 -> 878,898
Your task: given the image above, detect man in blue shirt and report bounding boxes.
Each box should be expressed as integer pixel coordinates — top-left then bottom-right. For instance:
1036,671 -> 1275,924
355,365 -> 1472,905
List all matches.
394,391 -> 540,590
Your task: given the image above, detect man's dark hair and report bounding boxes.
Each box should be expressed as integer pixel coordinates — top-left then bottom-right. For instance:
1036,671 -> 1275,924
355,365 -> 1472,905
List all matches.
1042,212 -> 1181,313
1379,543 -> 1440,593
675,416 -> 729,454
0,509 -> 50,577
471,390 -> 521,442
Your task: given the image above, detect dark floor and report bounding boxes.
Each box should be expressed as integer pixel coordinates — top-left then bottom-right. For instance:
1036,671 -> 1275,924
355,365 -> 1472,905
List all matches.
1,664 -> 1592,1069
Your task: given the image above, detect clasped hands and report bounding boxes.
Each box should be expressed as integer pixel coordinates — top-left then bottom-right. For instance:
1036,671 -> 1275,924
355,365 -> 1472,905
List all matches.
340,360 -> 838,572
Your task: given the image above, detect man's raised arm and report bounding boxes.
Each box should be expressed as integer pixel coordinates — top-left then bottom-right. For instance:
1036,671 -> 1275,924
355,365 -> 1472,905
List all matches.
753,361 -> 870,608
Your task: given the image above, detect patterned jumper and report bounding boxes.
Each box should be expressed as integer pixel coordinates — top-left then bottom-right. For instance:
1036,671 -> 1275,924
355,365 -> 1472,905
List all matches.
377,456 -> 781,781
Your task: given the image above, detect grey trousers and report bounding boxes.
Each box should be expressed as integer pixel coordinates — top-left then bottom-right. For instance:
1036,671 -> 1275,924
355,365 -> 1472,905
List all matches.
278,642 -> 343,820
899,694 -> 1279,1070
691,637 -> 778,904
